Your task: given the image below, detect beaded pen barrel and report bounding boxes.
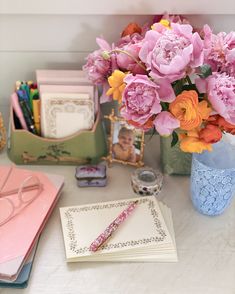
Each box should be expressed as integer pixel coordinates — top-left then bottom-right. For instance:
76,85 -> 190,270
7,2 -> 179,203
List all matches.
89,200 -> 138,252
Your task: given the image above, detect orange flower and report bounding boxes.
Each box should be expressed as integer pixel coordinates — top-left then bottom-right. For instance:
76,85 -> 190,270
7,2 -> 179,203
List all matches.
128,117 -> 155,131
218,117 -> 235,135
208,115 -> 235,135
106,70 -> 126,103
199,124 -> 222,143
121,23 -> 142,37
179,129 -> 212,153
169,90 -> 211,131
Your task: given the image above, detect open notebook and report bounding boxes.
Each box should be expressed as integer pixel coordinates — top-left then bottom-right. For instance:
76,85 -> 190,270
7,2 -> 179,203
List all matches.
60,196 -> 177,262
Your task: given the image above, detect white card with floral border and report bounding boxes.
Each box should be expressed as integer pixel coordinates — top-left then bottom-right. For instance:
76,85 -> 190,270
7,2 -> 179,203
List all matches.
59,196 -> 177,262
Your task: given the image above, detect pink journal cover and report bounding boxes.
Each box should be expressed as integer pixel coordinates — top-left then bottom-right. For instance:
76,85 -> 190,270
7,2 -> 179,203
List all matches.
0,166 -> 64,281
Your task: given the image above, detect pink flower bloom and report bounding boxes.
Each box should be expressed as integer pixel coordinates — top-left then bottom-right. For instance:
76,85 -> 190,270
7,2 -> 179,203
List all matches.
153,111 -> 180,136
139,23 -> 204,82
83,38 -> 113,85
121,74 -> 175,130
203,25 -> 235,76
83,50 -> 111,85
116,34 -> 146,74
196,72 -> 235,124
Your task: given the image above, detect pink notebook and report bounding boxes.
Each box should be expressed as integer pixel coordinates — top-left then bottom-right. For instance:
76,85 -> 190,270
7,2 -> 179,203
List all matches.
0,166 -> 64,281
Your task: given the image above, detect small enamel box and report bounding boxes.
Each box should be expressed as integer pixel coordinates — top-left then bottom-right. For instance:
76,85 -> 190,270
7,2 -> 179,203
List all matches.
75,165 -> 107,187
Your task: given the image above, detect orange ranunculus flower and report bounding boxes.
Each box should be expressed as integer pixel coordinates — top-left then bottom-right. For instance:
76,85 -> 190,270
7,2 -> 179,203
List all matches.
121,23 -> 142,37
106,70 -> 126,104
169,90 -> 211,131
199,124 -> 222,143
179,129 -> 212,153
128,116 -> 155,131
208,115 -> 235,135
180,136 -> 212,153
218,117 -> 235,135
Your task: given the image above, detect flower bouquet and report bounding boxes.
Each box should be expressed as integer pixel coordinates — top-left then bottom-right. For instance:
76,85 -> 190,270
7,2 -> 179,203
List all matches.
83,15 -> 235,172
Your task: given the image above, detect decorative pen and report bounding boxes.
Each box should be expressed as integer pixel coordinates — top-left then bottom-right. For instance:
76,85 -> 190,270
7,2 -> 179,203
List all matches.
89,200 -> 138,252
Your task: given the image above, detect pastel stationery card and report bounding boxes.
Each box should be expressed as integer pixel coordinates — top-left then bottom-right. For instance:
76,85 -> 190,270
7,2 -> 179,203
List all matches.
40,92 -> 94,138
39,84 -> 95,100
0,166 -> 64,281
60,196 -> 177,262
36,70 -> 91,86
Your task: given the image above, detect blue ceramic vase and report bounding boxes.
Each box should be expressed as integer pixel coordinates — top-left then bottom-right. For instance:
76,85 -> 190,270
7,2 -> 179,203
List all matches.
191,139 -> 235,216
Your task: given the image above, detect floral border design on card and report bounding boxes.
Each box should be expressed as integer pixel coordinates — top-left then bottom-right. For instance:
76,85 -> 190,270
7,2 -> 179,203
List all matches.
44,98 -> 94,138
64,198 -> 167,255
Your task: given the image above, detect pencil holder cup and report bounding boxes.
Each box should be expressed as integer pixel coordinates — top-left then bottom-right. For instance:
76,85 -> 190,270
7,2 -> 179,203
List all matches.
8,107 -> 108,165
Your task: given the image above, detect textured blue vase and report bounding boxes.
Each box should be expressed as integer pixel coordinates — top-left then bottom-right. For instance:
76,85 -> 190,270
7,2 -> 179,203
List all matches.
191,140 -> 235,216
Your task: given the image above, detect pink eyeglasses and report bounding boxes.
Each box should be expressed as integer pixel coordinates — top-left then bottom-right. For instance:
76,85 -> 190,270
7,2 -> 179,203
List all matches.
0,166 -> 43,226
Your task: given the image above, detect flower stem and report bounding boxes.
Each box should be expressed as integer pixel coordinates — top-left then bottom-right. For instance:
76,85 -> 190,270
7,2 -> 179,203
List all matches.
110,49 -> 146,71
186,75 -> 193,86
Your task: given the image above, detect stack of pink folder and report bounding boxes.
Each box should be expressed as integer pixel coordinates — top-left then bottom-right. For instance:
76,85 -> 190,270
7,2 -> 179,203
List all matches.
0,166 -> 64,285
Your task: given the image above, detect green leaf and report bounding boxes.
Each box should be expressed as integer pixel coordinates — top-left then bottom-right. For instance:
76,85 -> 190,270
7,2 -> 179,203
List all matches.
173,80 -> 183,96
160,102 -> 169,111
62,151 -> 71,155
182,84 -> 199,93
198,64 -> 212,79
171,131 -> 179,148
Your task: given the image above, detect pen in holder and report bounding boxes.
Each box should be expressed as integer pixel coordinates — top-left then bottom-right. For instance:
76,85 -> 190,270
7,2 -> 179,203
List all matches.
0,112 -> 6,152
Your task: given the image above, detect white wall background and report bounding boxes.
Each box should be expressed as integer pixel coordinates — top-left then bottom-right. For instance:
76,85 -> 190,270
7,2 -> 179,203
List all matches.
0,0 -> 235,107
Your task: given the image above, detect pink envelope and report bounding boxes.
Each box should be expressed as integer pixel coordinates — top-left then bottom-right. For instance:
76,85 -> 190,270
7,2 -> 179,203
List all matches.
0,166 -> 64,281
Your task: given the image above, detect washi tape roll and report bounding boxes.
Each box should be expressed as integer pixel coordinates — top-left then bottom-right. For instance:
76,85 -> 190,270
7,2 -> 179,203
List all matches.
131,167 -> 163,196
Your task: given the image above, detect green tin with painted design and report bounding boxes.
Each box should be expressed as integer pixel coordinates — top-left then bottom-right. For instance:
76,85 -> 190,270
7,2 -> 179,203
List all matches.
8,108 -> 107,165
160,136 -> 192,175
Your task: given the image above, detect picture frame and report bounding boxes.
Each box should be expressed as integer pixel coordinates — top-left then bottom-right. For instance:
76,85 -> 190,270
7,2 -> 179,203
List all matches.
104,109 -> 145,167
0,112 -> 6,152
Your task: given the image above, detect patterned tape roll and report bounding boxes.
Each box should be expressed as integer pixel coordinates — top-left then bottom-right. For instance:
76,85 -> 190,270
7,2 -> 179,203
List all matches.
131,167 -> 163,196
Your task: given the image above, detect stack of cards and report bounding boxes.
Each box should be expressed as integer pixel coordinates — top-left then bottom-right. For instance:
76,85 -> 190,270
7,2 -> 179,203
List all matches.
60,196 -> 177,262
36,70 -> 97,139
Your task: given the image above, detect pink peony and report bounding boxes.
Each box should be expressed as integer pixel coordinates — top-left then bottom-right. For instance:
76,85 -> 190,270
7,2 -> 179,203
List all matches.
139,23 -> 204,82
115,34 -> 146,74
203,25 -> 235,76
121,74 -> 175,130
83,49 -> 111,84
83,38 -> 113,85
153,111 -> 180,136
196,72 -> 235,124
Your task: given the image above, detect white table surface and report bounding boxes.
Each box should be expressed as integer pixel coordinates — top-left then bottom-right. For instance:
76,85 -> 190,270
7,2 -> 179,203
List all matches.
0,106 -> 235,294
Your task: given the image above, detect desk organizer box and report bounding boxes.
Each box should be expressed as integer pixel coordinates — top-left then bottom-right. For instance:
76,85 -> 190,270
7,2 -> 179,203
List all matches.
8,108 -> 107,165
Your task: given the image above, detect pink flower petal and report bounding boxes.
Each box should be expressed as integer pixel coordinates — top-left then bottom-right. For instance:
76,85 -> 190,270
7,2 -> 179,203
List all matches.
96,37 -> 111,51
154,111 -> 180,136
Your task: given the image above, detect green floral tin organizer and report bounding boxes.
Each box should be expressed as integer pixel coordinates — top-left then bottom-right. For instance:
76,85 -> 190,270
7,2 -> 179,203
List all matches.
8,110 -> 107,165
160,136 -> 192,175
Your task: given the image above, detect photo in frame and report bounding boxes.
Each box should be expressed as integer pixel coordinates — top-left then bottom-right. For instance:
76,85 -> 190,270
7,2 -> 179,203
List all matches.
104,110 -> 145,167
0,112 -> 6,152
